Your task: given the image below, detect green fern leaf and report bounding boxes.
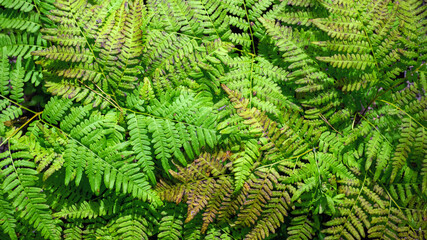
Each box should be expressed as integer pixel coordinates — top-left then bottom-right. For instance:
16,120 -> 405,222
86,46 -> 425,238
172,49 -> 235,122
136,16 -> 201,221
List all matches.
0,9 -> 40,33
235,170 -> 280,227
7,57 -> 24,103
0,47 -> 9,96
0,99 -> 23,135
316,53 -> 375,70
127,113 -> 156,184
40,98 -> 161,204
232,139 -> 259,191
42,97 -> 73,125
0,190 -> 17,240
287,212 -> 314,240
158,205 -> 185,240
0,141 -> 61,239
112,214 -> 151,240
390,117 -> 417,183
0,0 -> 34,12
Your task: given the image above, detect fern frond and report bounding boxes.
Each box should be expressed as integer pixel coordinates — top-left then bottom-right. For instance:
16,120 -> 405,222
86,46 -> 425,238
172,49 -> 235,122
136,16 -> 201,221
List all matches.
312,40 -> 371,54
63,224 -> 83,240
204,225 -> 233,240
137,90 -> 220,171
0,32 -> 45,60
157,151 -> 232,231
182,154 -> 230,223
0,48 -> 9,97
1,0 -> 425,239
316,53 -> 375,70
146,0 -> 205,37
32,0 -> 147,107
222,84 -> 313,159
110,214 -> 151,240
287,211 -> 314,240
0,32 -> 45,86
396,0 -> 426,66
53,198 -> 114,219
32,127 -> 66,180
158,205 -> 185,240
0,140 -> 61,239
0,9 -> 40,33
221,56 -> 299,116
276,11 -> 316,27
317,0 -> 358,17
311,16 -> 366,41
0,49 -> 33,103
243,187 -> 291,240
0,190 -> 17,240
42,96 -> 73,125
127,113 -> 155,184
286,0 -> 317,7
311,0 -> 415,91
183,218 -> 202,240
35,45 -> 93,62
55,196 -> 156,240
232,139 -> 259,191
235,169 -> 279,227
0,0 -> 34,12
0,99 -> 23,135
8,57 -> 25,103
390,117 -> 417,183
260,17 -> 339,121
323,174 -> 424,240
39,98 -> 162,204
201,176 -> 233,233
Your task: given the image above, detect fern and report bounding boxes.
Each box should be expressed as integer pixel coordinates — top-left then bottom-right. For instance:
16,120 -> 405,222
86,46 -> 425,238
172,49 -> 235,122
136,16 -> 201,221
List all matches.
1,0 -> 426,239
0,139 -> 61,239
0,10 -> 40,33
0,189 -> 17,240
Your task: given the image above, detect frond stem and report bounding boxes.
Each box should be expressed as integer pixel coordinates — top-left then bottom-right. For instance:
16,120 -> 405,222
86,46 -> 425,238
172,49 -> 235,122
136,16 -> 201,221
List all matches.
0,111 -> 42,147
379,99 -> 427,129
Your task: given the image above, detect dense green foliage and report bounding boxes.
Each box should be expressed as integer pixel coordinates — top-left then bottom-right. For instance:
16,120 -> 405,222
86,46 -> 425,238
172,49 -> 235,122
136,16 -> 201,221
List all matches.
0,0 -> 426,239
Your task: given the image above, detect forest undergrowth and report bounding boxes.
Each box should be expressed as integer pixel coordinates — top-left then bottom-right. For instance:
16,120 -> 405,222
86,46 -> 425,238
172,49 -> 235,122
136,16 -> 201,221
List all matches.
0,0 -> 426,239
